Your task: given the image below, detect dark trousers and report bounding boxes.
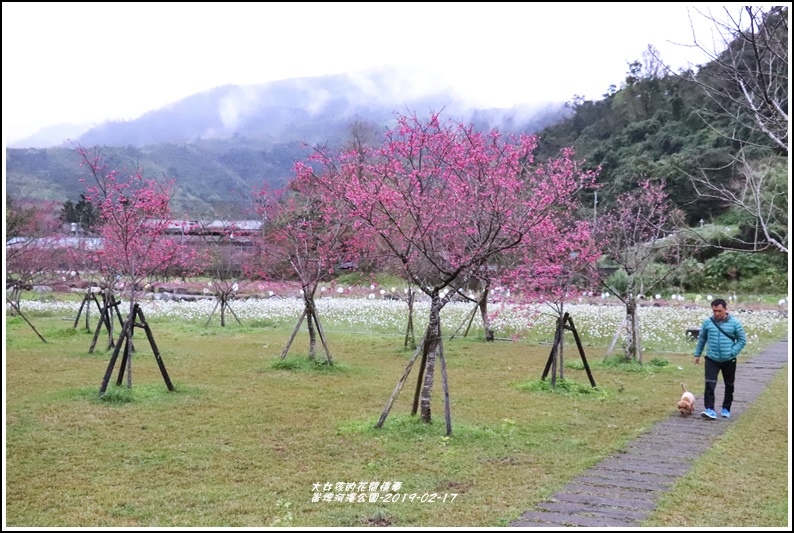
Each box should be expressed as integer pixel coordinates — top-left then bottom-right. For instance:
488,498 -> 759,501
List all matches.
703,356 -> 737,411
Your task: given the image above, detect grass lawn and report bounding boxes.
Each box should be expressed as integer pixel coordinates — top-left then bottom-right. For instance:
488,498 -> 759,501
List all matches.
4,302 -> 789,527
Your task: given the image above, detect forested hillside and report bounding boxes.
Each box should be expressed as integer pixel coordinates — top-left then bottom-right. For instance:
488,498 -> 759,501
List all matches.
531,6 -> 787,256
5,138 -> 311,218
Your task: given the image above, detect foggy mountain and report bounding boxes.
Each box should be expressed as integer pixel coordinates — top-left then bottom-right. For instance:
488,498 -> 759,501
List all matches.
6,69 -> 571,218
7,122 -> 94,150
15,68 -> 570,149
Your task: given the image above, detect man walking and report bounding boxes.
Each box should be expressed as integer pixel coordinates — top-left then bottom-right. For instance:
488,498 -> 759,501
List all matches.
693,298 -> 747,419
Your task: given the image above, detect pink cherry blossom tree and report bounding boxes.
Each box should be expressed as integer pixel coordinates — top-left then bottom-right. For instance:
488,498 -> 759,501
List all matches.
593,179 -> 686,363
76,146 -> 195,394
297,111 -> 598,433
64,236 -> 122,352
5,198 -> 64,308
253,176 -> 361,364
5,197 -> 65,342
502,218 -> 601,386
59,196 -> 121,348
193,220 -> 253,327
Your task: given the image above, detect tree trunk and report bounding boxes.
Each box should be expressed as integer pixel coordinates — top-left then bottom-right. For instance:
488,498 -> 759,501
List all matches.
9,287 -> 22,315
106,288 -> 118,350
479,287 -> 495,342
439,349 -> 452,436
404,287 -> 416,349
418,296 -> 443,423
624,298 -> 638,361
126,298 -> 135,388
558,305 -> 565,380
305,294 -> 317,361
632,304 -> 642,365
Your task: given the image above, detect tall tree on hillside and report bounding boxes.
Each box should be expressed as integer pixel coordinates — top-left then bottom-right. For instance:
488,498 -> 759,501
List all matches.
685,5 -> 788,154
594,180 -> 686,363
689,149 -> 788,254
672,6 -> 788,255
298,112 -> 598,434
77,146 -> 195,393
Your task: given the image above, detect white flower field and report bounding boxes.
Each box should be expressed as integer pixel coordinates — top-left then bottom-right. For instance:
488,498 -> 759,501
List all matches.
18,294 -> 787,354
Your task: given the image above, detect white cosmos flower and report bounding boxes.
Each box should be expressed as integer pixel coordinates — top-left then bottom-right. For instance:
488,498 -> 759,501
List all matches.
16,298 -> 785,355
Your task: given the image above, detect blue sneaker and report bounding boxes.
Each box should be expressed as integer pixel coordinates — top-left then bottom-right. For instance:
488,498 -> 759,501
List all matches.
721,408 -> 730,418
701,408 -> 717,419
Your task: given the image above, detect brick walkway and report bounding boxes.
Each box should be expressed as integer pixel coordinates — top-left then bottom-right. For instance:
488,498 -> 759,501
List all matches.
510,340 -> 789,527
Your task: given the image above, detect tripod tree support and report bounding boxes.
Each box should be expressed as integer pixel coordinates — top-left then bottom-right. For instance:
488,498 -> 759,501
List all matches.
541,312 -> 596,388
203,292 -> 243,328
73,289 -> 103,330
376,306 -> 453,436
99,303 -> 174,395
404,286 -> 416,350
279,304 -> 333,364
88,294 -> 126,353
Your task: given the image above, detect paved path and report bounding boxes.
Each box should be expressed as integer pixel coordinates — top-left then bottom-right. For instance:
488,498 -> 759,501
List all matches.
511,340 -> 789,528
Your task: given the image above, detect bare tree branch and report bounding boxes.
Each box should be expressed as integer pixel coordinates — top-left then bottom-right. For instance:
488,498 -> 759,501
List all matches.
680,149 -> 788,254
685,6 -> 788,153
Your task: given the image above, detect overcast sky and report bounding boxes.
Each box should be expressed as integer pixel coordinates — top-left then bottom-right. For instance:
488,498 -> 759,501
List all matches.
2,2 -> 740,145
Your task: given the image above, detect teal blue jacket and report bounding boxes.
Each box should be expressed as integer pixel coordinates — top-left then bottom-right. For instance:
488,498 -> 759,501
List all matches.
694,314 -> 747,362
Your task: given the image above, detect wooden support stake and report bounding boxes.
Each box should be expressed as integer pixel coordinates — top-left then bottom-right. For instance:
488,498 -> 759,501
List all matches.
375,340 -> 425,429
280,309 -> 307,359
566,315 -> 596,387
137,306 -> 174,391
5,297 -> 47,343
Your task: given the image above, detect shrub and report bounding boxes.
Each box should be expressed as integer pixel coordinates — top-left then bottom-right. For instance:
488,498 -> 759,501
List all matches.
703,251 -> 787,291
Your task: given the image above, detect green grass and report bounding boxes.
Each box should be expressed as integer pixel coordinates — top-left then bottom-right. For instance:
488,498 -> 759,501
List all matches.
4,311 -> 789,527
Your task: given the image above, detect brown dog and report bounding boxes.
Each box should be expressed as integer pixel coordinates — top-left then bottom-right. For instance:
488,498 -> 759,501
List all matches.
677,383 -> 695,416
